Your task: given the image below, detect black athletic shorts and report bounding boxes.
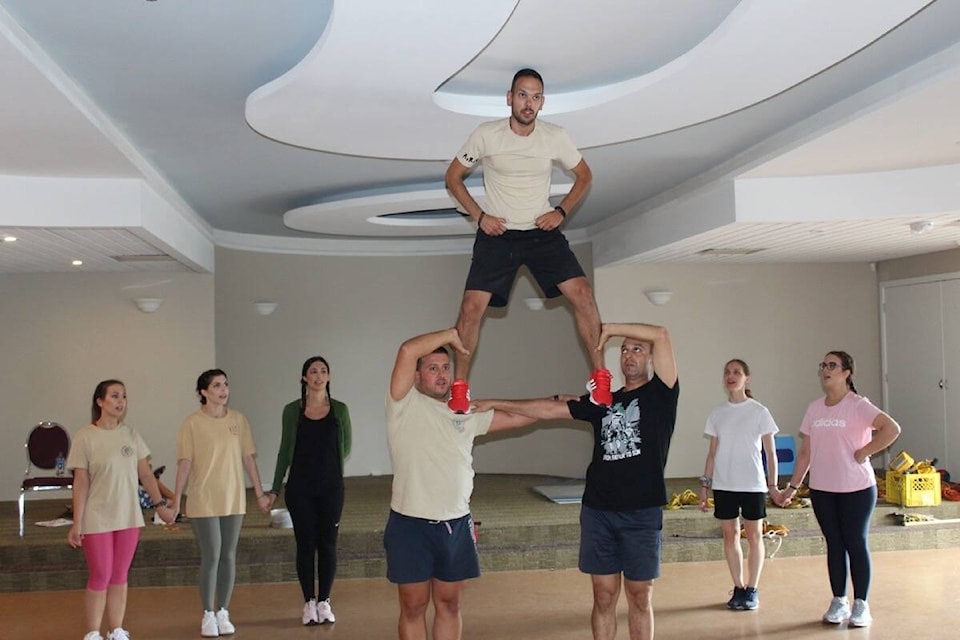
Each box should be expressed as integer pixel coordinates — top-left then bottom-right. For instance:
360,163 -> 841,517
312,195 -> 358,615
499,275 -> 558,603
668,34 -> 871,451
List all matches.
464,228 -> 586,308
712,490 -> 767,521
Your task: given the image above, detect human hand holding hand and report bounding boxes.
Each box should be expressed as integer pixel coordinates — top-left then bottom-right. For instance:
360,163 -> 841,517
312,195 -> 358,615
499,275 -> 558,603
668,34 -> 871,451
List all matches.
158,504 -> 176,524
265,494 -> 277,510
256,493 -> 271,514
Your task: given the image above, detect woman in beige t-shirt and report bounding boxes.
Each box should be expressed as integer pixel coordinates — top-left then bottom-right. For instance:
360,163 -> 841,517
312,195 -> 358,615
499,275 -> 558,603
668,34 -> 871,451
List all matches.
172,369 -> 270,638
67,380 -> 175,640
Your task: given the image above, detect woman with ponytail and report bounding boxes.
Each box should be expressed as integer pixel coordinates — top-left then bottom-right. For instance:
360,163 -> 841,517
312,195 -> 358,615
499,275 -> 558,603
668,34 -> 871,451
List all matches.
780,351 -> 901,628
267,356 -> 352,626
698,359 -> 780,612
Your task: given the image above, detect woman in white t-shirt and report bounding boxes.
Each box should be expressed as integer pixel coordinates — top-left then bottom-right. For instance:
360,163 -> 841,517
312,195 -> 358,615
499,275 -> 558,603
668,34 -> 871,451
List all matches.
780,351 -> 901,628
67,380 -> 175,640
698,359 -> 780,612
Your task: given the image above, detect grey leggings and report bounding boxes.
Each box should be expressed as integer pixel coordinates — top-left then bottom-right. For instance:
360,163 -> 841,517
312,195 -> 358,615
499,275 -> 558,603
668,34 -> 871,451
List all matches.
191,514 -> 244,611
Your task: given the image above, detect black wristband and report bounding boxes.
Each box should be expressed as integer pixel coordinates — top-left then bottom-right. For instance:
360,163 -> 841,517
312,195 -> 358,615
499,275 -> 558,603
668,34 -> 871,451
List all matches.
554,205 -> 567,218
478,211 -> 486,224
788,484 -> 800,491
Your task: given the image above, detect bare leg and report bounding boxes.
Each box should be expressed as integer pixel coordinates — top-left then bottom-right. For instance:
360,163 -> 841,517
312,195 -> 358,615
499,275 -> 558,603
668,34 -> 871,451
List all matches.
454,290 -> 492,381
720,518 -> 744,588
85,588 -> 107,635
742,519 -> 765,587
105,583 -> 128,630
431,578 -> 465,640
624,578 -> 655,640
590,573 -> 621,640
397,581 -> 430,640
556,276 -> 604,370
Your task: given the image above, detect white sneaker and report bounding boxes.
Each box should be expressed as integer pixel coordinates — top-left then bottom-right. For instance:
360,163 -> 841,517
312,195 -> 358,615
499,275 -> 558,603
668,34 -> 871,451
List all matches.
216,608 -> 235,635
849,599 -> 872,627
317,598 -> 336,624
83,632 -> 104,640
822,596 -> 850,624
106,629 -> 130,640
201,610 -> 219,637
302,599 -> 319,626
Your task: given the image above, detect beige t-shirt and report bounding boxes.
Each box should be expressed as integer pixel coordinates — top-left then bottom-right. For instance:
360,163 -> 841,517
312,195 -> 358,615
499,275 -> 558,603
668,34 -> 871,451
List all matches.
177,409 -> 256,518
455,118 -> 582,230
386,387 -> 494,521
66,423 -> 150,535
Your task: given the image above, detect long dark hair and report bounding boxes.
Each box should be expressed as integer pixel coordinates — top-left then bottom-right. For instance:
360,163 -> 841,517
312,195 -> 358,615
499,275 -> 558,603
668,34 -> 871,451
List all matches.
196,369 -> 227,405
826,351 -> 858,394
725,359 -> 753,399
300,356 -> 331,415
91,379 -> 125,422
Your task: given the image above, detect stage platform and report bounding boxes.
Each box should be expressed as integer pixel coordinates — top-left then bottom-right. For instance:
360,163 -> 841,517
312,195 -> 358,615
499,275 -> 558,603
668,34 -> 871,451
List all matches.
3,474 -> 959,593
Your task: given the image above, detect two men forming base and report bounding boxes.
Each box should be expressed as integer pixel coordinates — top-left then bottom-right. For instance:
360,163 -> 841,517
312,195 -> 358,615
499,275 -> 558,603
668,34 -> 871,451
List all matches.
385,323 -> 678,640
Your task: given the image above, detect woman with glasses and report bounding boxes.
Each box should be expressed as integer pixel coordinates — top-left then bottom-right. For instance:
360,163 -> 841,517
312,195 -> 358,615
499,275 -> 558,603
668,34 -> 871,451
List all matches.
779,351 -> 901,628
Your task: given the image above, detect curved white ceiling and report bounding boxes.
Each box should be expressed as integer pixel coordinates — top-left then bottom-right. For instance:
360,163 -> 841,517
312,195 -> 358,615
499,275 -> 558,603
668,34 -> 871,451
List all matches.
246,0 -> 932,238
246,0 -> 932,161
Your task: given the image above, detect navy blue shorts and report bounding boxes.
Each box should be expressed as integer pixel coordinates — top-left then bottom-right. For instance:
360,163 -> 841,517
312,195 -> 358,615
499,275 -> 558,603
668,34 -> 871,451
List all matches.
464,228 -> 586,308
579,505 -> 662,582
712,490 -> 767,521
383,510 -> 480,584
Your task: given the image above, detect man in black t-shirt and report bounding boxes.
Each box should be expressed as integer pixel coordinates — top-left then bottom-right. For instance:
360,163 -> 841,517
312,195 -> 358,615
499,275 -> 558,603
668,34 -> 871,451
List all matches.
473,322 -> 678,640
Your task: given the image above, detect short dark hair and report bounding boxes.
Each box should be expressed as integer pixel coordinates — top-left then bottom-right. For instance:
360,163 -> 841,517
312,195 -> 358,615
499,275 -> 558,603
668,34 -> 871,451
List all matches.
417,346 -> 450,371
511,68 -> 543,93
196,368 -> 227,404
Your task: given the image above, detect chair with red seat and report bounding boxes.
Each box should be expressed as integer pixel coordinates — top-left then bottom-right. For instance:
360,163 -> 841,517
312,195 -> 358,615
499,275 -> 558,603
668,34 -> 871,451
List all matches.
19,421 -> 73,537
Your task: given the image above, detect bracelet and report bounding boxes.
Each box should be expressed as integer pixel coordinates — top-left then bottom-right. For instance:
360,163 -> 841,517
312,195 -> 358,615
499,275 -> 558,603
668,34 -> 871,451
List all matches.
698,475 -> 712,488
554,205 -> 567,218
154,498 -> 167,508
552,394 -> 560,401
788,484 -> 800,491
478,211 -> 486,225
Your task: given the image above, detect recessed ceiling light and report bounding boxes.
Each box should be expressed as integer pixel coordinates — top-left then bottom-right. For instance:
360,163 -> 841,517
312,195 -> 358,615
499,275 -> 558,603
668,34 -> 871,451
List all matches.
71,259 -> 83,266
2,235 -> 16,242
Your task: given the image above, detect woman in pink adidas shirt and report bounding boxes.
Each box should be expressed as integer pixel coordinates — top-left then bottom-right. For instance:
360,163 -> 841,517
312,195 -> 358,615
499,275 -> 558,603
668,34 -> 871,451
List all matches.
780,351 -> 900,629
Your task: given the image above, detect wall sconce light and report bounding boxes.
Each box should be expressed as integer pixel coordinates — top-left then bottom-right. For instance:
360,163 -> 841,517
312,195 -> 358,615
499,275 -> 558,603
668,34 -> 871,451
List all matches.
523,297 -> 546,311
644,290 -> 673,306
253,301 -> 279,316
133,297 -> 164,313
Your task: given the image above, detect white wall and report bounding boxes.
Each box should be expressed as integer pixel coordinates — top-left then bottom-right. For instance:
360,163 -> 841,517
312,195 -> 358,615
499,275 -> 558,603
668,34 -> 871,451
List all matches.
594,261 -> 882,478
0,271 -> 214,501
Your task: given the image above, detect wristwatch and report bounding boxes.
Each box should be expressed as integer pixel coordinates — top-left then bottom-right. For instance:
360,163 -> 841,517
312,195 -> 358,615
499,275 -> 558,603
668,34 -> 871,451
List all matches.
698,475 -> 712,488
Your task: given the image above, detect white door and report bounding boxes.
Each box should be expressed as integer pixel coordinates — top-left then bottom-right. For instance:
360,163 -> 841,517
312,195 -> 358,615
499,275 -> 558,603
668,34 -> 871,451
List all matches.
939,279 -> 960,475
882,281 -> 946,465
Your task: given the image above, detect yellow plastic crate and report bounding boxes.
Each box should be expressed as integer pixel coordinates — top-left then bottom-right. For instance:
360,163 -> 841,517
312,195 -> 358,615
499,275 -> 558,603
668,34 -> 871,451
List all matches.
885,472 -> 941,507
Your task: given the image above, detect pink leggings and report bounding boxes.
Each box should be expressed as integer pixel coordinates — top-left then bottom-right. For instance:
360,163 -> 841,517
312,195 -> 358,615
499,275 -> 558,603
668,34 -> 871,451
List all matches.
82,528 -> 141,591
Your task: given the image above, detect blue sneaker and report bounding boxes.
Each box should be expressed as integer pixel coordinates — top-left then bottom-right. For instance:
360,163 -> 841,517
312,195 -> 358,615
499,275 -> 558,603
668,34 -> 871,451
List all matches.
741,587 -> 759,610
726,586 -> 746,610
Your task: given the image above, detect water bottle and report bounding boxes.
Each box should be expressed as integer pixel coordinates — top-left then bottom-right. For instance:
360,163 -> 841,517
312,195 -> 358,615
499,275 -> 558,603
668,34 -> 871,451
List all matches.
55,452 -> 65,477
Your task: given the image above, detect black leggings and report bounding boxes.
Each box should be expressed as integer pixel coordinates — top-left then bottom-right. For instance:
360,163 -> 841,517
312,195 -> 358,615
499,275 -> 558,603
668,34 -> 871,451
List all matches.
810,485 -> 877,600
285,485 -> 344,602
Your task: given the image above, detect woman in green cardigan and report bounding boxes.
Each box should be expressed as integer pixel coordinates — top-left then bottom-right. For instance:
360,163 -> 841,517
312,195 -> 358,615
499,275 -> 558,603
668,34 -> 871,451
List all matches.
266,356 -> 352,626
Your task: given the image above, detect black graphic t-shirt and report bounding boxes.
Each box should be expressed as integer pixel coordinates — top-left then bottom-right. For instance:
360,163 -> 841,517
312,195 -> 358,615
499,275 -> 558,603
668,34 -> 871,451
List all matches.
568,375 -> 679,511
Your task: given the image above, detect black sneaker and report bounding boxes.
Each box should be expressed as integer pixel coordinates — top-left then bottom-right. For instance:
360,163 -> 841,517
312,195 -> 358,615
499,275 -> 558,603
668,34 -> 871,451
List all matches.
741,587 -> 759,610
726,586 -> 746,610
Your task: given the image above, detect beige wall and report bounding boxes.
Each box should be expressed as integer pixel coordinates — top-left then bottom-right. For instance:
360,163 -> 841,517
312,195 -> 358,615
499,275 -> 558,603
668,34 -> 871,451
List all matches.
0,253 -> 886,503
877,247 -> 960,282
0,271 -> 214,502
594,262 -> 882,478
213,246 -> 596,486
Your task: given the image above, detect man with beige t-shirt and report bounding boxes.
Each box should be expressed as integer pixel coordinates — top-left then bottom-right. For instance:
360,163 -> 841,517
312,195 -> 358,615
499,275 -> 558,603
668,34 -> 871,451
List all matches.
445,68 -> 611,414
384,327 -> 537,640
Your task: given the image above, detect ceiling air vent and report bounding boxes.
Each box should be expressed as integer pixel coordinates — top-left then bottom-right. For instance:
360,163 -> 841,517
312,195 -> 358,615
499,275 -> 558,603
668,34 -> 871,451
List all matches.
111,254 -> 176,262
696,248 -> 765,256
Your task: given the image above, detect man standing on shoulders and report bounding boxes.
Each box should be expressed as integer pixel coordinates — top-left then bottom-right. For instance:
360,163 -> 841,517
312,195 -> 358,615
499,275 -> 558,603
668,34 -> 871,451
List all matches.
384,327 -> 538,640
445,68 -> 610,414
472,322 -> 679,640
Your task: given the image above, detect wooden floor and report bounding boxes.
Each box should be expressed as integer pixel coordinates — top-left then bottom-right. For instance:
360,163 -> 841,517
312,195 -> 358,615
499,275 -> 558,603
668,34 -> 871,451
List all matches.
3,548 -> 958,639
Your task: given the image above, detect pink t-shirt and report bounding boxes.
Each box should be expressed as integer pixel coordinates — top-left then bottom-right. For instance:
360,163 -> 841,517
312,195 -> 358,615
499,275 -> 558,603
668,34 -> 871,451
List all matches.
799,393 -> 881,492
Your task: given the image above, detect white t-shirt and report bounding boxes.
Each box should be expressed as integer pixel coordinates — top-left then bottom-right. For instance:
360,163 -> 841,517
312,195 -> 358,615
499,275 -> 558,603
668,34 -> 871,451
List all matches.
66,423 -> 150,534
704,398 -> 779,492
455,118 -> 582,230
386,387 -> 494,521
